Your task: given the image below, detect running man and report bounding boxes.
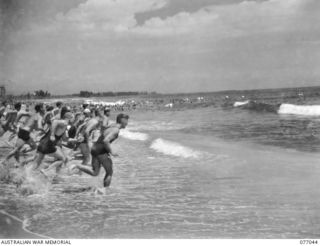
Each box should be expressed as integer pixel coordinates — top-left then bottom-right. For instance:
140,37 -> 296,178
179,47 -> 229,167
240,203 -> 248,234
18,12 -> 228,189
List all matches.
35,112 -> 74,176
77,108 -> 109,165
73,113 -> 129,187
3,104 -> 45,166
101,108 -> 111,131
74,108 -> 95,164
52,101 -> 63,118
43,105 -> 54,130
0,102 -> 21,137
0,101 -> 8,119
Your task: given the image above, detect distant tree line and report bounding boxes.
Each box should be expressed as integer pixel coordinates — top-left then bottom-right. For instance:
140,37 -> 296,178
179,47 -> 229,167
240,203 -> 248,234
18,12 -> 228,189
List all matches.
9,90 -> 51,100
34,90 -> 51,98
8,90 -> 159,100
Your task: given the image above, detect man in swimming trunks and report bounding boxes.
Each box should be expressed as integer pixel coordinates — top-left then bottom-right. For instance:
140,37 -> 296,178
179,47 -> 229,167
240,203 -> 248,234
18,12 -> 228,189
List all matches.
73,113 -> 129,187
0,101 -> 8,119
35,112 -> 74,176
42,105 -> 54,131
3,104 -> 45,166
101,108 -> 111,131
15,104 -> 32,129
0,102 -> 21,137
76,108 -> 104,165
52,101 -> 63,118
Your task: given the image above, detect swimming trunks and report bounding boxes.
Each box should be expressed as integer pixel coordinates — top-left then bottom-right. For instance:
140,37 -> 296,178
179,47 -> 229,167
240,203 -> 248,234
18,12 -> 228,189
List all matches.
91,142 -> 109,156
91,135 -> 109,156
18,128 -> 30,142
91,126 -> 119,156
0,122 -> 9,132
68,125 -> 77,139
37,131 -> 63,154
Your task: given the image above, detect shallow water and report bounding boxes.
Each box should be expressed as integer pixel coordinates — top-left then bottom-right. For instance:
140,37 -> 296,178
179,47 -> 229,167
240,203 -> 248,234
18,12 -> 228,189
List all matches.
1,93 -> 320,238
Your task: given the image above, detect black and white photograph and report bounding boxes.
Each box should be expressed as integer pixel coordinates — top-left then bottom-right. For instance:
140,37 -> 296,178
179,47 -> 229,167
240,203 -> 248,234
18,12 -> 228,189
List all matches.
0,0 -> 320,242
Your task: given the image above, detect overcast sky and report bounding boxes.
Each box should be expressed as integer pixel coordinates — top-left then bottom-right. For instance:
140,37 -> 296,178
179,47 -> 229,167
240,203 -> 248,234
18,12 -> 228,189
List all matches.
1,0 -> 320,95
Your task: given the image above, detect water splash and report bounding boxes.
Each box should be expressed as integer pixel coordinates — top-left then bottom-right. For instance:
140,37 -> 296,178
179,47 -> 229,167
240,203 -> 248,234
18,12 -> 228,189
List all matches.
0,164 -> 50,196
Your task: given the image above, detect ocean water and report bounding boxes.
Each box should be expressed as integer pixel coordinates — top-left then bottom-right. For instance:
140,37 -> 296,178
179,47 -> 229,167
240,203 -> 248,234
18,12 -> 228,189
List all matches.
1,89 -> 320,238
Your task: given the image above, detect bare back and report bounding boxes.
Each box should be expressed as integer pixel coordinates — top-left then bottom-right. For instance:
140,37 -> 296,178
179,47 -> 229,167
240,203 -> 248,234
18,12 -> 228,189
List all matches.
101,124 -> 120,144
23,113 -> 42,132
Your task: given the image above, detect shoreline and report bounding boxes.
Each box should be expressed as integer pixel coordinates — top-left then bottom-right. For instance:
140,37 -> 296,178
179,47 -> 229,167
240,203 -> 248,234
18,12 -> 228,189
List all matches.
0,210 -> 50,239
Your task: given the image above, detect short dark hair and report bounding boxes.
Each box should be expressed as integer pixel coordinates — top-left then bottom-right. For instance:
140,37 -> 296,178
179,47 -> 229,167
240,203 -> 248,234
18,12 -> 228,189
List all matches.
104,108 -> 111,115
56,101 -> 62,107
94,109 -> 100,117
46,105 -> 54,111
14,102 -> 21,111
2,101 -> 7,106
60,106 -> 70,119
35,104 -> 43,113
116,113 -> 129,124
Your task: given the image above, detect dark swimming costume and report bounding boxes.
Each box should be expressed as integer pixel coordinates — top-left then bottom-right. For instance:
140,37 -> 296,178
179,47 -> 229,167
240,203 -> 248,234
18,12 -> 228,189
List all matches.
18,128 -> 30,142
0,122 -> 10,132
37,131 -> 63,154
90,131 -> 118,156
44,114 -> 52,126
91,135 -> 109,156
91,142 -> 109,156
68,125 -> 77,139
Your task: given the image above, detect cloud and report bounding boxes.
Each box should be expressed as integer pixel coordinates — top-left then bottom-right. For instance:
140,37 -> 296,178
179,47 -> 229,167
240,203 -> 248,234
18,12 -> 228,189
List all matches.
55,0 -> 168,33
34,0 -> 318,40
132,9 -> 219,36
132,0 -> 316,36
2,0 -> 320,94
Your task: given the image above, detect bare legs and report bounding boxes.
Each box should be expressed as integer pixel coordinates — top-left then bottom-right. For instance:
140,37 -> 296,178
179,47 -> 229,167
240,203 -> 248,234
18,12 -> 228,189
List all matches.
4,137 -> 36,166
41,147 -> 67,174
79,142 -> 90,165
99,154 -> 113,187
76,154 -> 113,187
34,146 -> 67,178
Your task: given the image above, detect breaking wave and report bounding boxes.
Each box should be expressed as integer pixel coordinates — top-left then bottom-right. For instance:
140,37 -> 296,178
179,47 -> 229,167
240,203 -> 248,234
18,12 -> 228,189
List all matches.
233,100 -> 280,113
233,101 -> 320,116
233,101 -> 250,107
278,104 -> 320,116
150,138 -> 202,158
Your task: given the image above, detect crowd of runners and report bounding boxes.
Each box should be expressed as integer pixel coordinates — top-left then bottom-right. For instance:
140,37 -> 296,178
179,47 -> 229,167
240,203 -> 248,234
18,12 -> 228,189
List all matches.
0,100 -> 129,188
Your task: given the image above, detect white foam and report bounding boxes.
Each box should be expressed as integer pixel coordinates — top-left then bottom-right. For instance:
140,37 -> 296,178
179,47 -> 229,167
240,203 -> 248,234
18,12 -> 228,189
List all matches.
278,104 -> 320,116
150,138 -> 201,158
84,99 -> 126,106
120,129 -> 149,141
233,100 -> 249,107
